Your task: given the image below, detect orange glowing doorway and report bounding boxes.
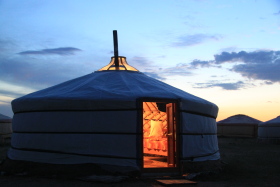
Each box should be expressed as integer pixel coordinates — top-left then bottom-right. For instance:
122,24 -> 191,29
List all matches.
142,101 -> 177,169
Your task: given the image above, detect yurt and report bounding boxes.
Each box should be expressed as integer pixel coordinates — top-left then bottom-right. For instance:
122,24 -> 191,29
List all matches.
0,113 -> 12,145
1,31 -> 220,177
258,116 -> 280,144
217,114 -> 261,138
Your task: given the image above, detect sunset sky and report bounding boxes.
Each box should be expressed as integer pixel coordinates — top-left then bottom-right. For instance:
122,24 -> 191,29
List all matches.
0,0 -> 280,121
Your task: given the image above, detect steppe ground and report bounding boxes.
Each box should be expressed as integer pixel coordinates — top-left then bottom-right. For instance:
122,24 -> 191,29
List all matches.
1,137 -> 280,187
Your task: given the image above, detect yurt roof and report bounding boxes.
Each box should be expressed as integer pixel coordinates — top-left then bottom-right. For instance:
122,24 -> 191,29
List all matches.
0,113 -> 12,123
12,70 -> 218,118
217,114 -> 261,124
259,116 -> 280,126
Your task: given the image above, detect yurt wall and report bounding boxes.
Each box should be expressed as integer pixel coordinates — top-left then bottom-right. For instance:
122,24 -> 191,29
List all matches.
10,109 -> 139,169
0,113 -> 12,145
217,114 -> 261,138
258,116 -> 280,144
217,124 -> 258,138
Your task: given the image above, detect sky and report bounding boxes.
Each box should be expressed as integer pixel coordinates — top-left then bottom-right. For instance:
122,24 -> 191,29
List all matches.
0,0 -> 280,122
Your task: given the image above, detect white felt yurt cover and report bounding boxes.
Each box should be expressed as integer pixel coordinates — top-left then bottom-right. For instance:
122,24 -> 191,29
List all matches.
217,114 -> 261,124
0,113 -> 12,134
8,64 -> 219,173
258,116 -> 280,139
12,71 -> 218,116
217,114 -> 261,137
0,113 -> 12,145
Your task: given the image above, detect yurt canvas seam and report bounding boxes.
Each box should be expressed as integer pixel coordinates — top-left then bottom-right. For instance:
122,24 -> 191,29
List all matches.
13,108 -> 139,114
12,131 -> 141,135
10,146 -> 139,160
182,150 -> 220,161
181,110 -> 216,119
180,133 -> 217,135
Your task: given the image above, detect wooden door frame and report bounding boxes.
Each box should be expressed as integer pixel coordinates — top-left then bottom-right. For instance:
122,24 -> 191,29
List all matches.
138,98 -> 180,174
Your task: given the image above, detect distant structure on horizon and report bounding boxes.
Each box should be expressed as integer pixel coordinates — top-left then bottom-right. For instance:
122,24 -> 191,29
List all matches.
217,114 -> 262,138
0,113 -> 12,145
258,115 -> 280,144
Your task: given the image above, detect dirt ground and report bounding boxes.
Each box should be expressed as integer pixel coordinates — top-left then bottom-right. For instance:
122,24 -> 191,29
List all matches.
1,137 -> 280,187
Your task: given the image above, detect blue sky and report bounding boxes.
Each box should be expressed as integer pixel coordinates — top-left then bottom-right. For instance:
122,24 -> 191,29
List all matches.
0,0 -> 280,121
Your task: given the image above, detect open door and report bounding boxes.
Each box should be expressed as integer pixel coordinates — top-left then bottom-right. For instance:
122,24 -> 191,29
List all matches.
166,103 -> 176,167
142,101 -> 178,170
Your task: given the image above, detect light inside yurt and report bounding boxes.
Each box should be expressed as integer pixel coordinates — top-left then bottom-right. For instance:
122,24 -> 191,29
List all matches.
98,30 -> 138,71
258,115 -> 280,143
143,102 -> 169,168
98,56 -> 138,71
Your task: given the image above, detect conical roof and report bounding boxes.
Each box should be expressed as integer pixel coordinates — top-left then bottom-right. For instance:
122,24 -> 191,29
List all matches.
12,68 -> 218,118
259,116 -> 280,126
98,56 -> 138,71
217,114 -> 261,124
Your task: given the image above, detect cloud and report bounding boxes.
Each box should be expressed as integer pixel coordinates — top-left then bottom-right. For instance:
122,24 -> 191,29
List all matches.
0,39 -> 16,53
172,34 -> 222,47
116,50 -> 280,88
231,60 -> 280,82
215,51 -> 280,82
184,50 -> 280,82
0,43 -> 87,92
262,81 -> 273,85
0,89 -> 25,99
18,47 -> 81,56
194,81 -> 251,90
152,60 -> 216,77
214,51 -> 280,64
128,56 -> 166,80
143,72 -> 166,80
273,11 -> 280,15
130,56 -> 151,67
160,63 -> 193,76
189,59 -> 217,69
219,46 -> 238,53
129,56 -> 192,79
0,54 -> 89,91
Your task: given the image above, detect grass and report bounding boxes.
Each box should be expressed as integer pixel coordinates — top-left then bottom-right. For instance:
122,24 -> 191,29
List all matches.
198,137 -> 280,185
1,137 -> 280,186
0,144 -> 9,163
